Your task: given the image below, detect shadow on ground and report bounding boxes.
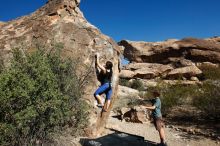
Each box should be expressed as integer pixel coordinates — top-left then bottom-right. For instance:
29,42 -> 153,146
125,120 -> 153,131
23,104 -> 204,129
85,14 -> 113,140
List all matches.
80,129 -> 157,146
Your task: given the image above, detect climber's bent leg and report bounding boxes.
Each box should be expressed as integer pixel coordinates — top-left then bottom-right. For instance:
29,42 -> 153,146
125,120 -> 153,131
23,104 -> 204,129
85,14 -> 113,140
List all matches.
94,83 -> 110,106
95,95 -> 103,106
103,87 -> 112,111
103,99 -> 111,112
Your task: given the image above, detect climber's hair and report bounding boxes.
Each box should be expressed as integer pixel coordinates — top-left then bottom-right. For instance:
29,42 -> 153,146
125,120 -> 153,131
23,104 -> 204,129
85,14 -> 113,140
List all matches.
152,91 -> 160,97
105,61 -> 113,69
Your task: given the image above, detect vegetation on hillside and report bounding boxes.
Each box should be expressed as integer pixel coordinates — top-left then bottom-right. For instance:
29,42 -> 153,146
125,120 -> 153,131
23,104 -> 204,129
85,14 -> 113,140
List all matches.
199,65 -> 220,80
119,79 -> 145,91
0,46 -> 89,146
119,66 -> 220,120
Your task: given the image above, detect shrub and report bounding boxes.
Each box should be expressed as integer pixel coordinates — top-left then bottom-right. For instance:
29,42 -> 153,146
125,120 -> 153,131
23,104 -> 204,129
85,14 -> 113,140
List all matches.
146,81 -> 220,119
130,79 -> 145,91
199,65 -> 220,80
194,65 -> 220,119
161,85 -> 198,113
0,47 -> 89,146
119,79 -> 145,91
146,83 -> 199,113
138,91 -> 148,99
119,78 -> 130,87
192,81 -> 220,119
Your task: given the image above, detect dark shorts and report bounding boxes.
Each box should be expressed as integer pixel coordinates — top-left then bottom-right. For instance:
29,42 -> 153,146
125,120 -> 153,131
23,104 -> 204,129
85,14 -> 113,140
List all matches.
153,117 -> 164,131
94,83 -> 112,100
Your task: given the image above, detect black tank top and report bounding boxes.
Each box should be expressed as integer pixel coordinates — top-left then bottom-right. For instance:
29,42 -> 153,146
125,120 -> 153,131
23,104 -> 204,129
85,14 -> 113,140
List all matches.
102,69 -> 112,84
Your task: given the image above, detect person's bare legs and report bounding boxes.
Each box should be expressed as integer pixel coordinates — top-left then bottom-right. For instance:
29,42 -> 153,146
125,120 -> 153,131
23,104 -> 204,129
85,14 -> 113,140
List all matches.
158,127 -> 166,144
95,94 -> 103,105
103,100 -> 111,111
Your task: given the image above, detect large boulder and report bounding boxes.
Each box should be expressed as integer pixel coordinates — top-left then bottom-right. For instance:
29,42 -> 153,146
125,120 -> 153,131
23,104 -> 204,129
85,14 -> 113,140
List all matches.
116,107 -> 150,124
0,0 -> 120,136
206,36 -> 220,43
120,62 -> 202,81
118,37 -> 220,82
196,62 -> 219,68
120,63 -> 173,79
119,70 -> 135,79
141,79 -> 201,86
119,38 -> 220,64
163,80 -> 201,85
0,21 -> 5,26
118,85 -> 139,98
166,65 -> 202,79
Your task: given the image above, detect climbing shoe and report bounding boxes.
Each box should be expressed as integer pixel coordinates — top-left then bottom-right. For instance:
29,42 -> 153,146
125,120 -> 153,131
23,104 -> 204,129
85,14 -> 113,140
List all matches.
96,104 -> 103,108
102,109 -> 107,112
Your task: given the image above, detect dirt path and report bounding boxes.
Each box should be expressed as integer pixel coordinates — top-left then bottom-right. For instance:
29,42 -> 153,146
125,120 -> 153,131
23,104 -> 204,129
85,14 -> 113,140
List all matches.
102,112 -> 219,146
61,111 -> 219,146
78,111 -> 219,146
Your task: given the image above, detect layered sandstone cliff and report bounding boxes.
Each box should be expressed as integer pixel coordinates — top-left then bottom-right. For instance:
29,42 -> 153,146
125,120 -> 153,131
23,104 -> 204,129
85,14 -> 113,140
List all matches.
119,37 -> 220,83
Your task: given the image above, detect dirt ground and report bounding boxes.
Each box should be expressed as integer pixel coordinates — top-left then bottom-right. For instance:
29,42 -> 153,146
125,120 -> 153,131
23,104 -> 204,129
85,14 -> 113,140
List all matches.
104,112 -> 220,146
67,111 -> 219,146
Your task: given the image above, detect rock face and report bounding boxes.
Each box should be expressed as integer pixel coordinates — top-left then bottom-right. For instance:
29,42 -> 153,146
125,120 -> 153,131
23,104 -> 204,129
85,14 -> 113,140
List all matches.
119,38 -> 220,64
0,0 -> 120,136
119,37 -> 220,82
0,21 -> 5,26
166,65 -> 202,79
116,107 -> 150,124
118,85 -> 139,98
120,63 -> 173,79
120,62 -> 202,81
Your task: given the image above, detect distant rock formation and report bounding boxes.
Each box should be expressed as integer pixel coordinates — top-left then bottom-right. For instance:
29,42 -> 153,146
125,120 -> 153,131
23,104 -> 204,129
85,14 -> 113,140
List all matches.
119,38 -> 220,64
0,21 -> 5,26
120,63 -> 173,79
119,37 -> 220,83
0,0 -> 120,136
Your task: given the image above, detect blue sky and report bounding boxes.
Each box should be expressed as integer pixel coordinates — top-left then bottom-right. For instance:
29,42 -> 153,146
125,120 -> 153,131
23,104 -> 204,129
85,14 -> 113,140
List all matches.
0,0 -> 220,42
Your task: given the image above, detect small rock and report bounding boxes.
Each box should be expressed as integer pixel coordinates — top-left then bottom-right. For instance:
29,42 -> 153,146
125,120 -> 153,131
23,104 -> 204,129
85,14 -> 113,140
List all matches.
175,127 -> 180,131
188,128 -> 194,134
194,128 -> 201,134
182,128 -> 187,132
211,133 -> 216,137
190,76 -> 199,81
165,125 -> 172,128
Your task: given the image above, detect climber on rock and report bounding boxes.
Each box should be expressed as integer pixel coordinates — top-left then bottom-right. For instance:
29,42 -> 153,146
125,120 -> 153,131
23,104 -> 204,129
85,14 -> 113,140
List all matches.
94,53 -> 113,112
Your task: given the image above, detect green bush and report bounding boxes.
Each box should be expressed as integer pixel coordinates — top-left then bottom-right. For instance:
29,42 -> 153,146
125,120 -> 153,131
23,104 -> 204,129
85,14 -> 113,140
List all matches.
199,65 -> 220,80
0,48 -> 89,146
161,84 -> 198,113
146,81 -> 220,119
130,80 -> 145,91
192,81 -> 220,119
119,78 -> 130,87
119,79 -> 145,91
146,83 -> 199,113
138,91 -> 148,99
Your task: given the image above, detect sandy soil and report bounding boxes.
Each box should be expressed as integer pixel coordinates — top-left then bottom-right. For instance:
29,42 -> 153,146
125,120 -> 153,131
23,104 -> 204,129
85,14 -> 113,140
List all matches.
102,112 -> 220,146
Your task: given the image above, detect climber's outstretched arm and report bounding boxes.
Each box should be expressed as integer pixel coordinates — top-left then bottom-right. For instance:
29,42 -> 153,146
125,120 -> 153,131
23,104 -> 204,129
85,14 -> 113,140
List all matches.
140,105 -> 156,110
95,54 -> 106,73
